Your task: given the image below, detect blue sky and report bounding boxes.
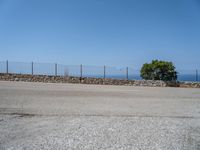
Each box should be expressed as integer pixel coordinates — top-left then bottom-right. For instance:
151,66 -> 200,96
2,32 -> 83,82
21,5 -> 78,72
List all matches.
0,0 -> 200,69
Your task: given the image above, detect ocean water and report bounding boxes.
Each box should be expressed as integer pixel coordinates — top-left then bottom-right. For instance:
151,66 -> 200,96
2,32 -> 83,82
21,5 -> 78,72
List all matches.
177,74 -> 199,82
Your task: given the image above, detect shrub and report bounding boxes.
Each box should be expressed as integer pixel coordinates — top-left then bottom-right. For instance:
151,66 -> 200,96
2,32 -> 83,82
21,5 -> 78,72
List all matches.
140,60 -> 177,81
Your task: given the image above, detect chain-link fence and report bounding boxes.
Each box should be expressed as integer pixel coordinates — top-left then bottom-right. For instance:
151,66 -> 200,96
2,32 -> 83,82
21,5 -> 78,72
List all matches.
0,60 -> 199,82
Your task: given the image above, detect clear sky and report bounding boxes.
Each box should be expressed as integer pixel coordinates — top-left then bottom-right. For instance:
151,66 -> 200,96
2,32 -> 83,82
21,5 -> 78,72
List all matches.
0,0 -> 200,69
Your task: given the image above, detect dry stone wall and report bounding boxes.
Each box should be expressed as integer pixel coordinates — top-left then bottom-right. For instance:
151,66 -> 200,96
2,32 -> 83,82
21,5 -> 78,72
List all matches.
0,73 -> 199,88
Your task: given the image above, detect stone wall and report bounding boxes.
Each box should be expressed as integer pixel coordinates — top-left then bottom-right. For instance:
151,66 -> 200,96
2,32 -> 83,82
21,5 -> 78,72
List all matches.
179,81 -> 200,88
0,73 -> 199,88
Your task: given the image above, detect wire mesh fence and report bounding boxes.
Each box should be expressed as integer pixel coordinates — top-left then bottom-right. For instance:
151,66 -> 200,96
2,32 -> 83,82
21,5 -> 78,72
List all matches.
57,64 -> 80,77
0,61 -> 6,73
33,62 -> 55,76
82,65 -> 105,78
8,61 -> 32,75
0,60 -> 199,82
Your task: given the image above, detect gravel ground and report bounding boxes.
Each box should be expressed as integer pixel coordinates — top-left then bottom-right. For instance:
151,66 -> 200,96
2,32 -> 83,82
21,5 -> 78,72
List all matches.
0,81 -> 200,150
0,115 -> 200,150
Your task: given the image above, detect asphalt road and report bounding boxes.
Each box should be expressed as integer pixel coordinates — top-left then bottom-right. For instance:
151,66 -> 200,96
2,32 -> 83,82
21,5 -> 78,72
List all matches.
0,81 -> 200,149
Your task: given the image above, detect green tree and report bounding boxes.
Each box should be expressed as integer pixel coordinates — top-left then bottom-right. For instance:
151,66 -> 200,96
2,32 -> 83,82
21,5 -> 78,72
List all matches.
140,60 -> 177,81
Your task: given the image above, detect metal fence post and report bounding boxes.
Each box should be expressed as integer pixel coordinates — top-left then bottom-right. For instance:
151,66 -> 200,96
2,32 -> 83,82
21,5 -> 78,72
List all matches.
196,69 -> 199,82
55,63 -> 57,76
31,62 -> 34,75
104,65 -> 106,79
6,60 -> 8,74
80,64 -> 82,78
126,67 -> 129,80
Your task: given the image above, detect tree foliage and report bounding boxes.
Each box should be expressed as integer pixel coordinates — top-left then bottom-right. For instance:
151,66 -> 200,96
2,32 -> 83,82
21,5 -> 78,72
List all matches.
140,60 -> 177,81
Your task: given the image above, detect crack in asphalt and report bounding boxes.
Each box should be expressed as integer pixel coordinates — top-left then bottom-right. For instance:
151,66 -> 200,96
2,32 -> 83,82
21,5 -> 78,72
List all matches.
0,112 -> 199,119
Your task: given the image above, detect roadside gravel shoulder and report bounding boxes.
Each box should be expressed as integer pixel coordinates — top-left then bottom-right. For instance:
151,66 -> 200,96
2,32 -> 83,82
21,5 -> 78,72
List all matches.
0,115 -> 200,150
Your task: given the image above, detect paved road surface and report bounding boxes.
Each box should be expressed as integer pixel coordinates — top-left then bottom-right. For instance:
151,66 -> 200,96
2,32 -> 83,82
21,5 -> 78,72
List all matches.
0,81 -> 200,149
